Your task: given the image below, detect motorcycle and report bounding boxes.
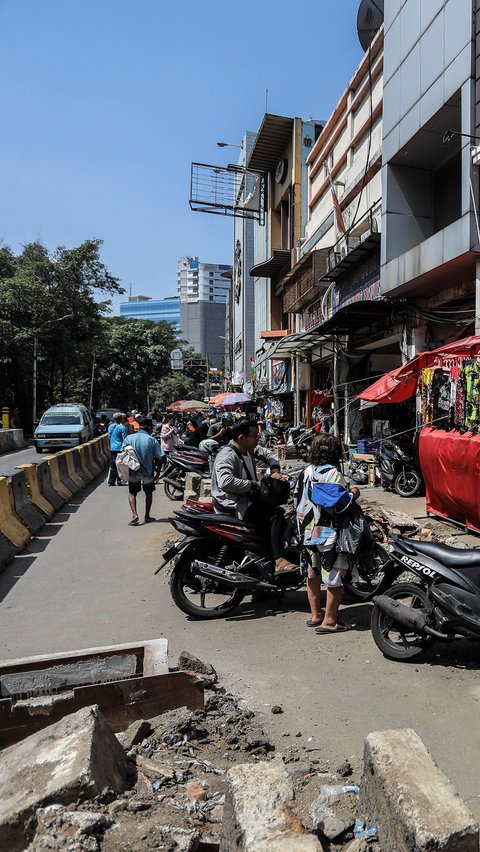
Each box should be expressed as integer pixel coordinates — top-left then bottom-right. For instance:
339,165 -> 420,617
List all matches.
287,426 -> 315,461
371,534 -> 480,661
161,449 -> 211,501
378,441 -> 423,497
154,499 -> 391,618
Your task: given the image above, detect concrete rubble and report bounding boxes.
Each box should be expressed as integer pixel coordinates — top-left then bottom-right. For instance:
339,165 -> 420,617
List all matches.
0,651 -> 477,851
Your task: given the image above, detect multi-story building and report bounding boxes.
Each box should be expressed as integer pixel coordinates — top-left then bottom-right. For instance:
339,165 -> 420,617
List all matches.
177,256 -> 232,366
381,0 -> 480,355
119,295 -> 181,329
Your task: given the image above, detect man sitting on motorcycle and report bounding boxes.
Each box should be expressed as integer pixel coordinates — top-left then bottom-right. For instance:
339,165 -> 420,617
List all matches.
211,418 -> 296,574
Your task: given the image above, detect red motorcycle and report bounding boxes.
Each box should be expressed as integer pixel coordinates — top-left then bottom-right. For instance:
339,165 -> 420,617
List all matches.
155,499 -> 390,619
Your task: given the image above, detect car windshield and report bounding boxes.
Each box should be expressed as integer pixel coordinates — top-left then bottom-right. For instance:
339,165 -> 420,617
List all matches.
40,414 -> 81,425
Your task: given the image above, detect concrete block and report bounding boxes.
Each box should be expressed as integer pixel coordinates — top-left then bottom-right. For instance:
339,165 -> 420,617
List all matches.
45,456 -> 73,501
0,477 -> 30,550
36,460 -> 64,509
361,728 -> 479,852
9,470 -> 45,533
17,464 -> 55,520
0,705 -> 128,851
0,531 -> 17,574
220,757 -> 323,851
199,478 -> 212,499
184,472 -> 202,499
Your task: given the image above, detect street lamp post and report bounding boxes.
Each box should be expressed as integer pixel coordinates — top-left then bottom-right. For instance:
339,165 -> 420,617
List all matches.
32,313 -> 73,425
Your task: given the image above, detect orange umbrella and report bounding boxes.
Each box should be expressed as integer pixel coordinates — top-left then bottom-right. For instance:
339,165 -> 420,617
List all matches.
209,392 -> 229,405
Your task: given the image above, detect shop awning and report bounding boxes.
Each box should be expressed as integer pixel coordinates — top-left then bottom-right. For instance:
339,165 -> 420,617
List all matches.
357,366 -> 418,403
357,335 -> 480,403
250,250 -> 291,279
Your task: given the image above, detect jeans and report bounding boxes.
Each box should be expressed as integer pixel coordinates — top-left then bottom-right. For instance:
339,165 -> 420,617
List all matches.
108,450 -> 121,485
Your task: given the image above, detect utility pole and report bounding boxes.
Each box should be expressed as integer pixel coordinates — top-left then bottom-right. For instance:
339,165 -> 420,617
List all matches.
32,335 -> 38,427
88,355 -> 96,412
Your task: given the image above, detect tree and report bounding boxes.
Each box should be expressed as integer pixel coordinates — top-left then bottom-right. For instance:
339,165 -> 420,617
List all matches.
149,374 -> 198,410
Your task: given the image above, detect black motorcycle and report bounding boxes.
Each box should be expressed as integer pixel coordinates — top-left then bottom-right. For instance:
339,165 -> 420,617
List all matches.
371,534 -> 480,661
155,499 -> 390,618
161,449 -> 210,501
378,441 -> 423,497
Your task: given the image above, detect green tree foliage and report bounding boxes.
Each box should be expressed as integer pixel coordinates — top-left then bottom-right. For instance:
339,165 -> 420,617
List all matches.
0,239 -> 209,429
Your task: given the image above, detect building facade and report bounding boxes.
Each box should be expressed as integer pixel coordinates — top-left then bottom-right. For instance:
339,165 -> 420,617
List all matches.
119,295 -> 181,329
177,256 -> 232,366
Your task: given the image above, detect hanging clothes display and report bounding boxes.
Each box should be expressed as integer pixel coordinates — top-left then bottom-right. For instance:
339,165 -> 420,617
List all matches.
461,359 -> 480,434
419,368 -> 434,426
432,369 -> 451,430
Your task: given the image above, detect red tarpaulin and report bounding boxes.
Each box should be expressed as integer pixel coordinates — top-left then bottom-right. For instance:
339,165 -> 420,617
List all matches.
419,426 -> 480,533
357,336 -> 480,403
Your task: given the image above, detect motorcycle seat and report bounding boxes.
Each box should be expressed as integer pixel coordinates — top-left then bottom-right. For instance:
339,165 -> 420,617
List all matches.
408,539 -> 480,568
175,509 -> 250,527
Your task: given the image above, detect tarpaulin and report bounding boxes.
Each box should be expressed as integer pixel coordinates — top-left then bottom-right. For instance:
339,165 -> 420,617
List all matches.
357,366 -> 418,403
419,426 -> 480,533
357,335 -> 480,404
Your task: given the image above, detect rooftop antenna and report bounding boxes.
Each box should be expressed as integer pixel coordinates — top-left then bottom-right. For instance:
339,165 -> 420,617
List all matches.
129,282 -> 132,297
357,0 -> 384,51
265,88 -> 268,113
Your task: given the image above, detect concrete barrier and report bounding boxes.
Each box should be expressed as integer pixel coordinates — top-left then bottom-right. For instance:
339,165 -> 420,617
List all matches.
46,456 -> 73,502
361,729 -> 479,851
56,453 -> 81,495
77,445 -> 95,480
9,471 -> 45,534
89,437 -> 103,469
36,460 -> 64,510
10,429 -> 27,450
17,464 -> 55,520
84,443 -> 102,477
60,450 -> 84,490
0,478 -> 30,550
71,448 -> 91,486
0,532 -> 16,573
99,434 -> 109,462
0,432 -> 14,454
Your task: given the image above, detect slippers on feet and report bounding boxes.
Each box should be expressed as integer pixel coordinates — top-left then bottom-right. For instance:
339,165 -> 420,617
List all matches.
128,518 -> 139,526
144,516 -> 156,523
306,618 -> 324,627
314,621 -> 352,635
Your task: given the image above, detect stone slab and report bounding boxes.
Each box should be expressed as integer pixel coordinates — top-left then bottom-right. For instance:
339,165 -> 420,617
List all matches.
220,756 -> 323,851
0,704 -> 128,851
361,728 -> 479,852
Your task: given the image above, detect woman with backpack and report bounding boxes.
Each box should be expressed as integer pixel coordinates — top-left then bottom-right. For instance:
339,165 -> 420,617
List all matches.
295,433 -> 360,634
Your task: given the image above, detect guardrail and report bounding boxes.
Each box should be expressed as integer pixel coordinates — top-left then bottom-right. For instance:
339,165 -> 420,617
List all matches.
0,435 -> 109,573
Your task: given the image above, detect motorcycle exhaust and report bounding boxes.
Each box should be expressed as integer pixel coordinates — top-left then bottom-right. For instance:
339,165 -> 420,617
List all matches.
163,476 -> 185,491
373,596 -> 448,639
192,560 -> 276,591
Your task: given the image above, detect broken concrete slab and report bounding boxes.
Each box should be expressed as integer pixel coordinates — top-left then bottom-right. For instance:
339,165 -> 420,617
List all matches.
148,706 -> 195,740
26,805 -> 113,850
0,705 -> 128,851
361,728 -> 479,852
220,756 -> 323,851
117,718 -> 152,750
178,649 -> 218,687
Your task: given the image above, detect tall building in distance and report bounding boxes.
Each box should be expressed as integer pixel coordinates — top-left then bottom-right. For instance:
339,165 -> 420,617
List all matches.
177,256 -> 231,366
119,295 -> 180,330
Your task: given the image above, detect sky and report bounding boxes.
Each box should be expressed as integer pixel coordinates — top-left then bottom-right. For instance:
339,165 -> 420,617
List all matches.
0,0 -> 363,312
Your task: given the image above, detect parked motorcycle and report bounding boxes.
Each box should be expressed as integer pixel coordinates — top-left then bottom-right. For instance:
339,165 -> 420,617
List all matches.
371,534 -> 480,661
378,441 -> 423,497
287,426 -> 315,461
154,499 -> 390,618
161,449 -> 210,501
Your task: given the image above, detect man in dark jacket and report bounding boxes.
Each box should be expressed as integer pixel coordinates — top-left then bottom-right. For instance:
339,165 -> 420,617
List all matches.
211,419 -> 296,573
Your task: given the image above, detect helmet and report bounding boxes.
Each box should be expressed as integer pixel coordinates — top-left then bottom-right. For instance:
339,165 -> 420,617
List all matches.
258,475 -> 290,507
221,412 -> 234,425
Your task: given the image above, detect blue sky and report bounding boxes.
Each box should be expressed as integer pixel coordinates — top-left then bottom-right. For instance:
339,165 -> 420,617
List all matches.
0,0 -> 363,310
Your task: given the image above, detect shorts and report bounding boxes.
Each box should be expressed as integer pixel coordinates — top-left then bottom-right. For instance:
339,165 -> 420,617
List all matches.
306,549 -> 349,588
128,470 -> 156,495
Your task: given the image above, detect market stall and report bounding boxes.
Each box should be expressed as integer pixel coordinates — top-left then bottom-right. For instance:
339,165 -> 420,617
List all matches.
358,336 -> 480,530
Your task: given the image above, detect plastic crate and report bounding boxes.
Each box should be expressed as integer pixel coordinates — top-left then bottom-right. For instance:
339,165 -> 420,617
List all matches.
357,439 -> 380,454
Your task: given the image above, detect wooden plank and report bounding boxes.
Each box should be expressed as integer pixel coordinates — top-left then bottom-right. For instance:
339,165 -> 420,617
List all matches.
0,671 -> 204,747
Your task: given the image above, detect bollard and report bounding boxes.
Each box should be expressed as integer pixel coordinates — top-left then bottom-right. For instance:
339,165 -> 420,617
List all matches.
0,478 -> 30,549
1,407 -> 9,430
17,464 -> 55,520
9,471 -> 45,534
45,456 -> 73,501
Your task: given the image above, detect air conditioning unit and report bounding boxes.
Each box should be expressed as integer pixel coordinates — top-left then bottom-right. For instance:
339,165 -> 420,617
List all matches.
327,251 -> 341,272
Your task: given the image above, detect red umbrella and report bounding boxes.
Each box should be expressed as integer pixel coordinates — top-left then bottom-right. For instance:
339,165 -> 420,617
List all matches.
166,399 -> 208,411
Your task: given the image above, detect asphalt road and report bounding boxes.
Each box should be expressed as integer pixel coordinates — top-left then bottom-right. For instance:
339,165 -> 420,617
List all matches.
1,480 -> 480,818
0,444 -> 41,476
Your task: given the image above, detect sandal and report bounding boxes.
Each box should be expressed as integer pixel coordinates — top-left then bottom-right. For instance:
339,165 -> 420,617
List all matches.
315,620 -> 352,635
306,618 -> 324,627
128,518 -> 139,526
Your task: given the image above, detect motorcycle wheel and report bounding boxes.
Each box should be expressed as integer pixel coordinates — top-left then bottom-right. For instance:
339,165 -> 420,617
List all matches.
394,469 -> 422,497
371,582 -> 433,661
343,542 -> 391,601
164,474 -> 185,501
170,544 -> 245,619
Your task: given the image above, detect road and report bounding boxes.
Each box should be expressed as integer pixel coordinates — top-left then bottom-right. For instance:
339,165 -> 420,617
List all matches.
0,444 -> 40,476
1,480 -> 480,818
